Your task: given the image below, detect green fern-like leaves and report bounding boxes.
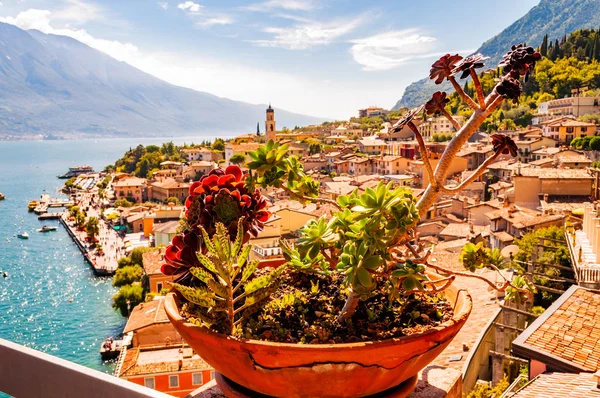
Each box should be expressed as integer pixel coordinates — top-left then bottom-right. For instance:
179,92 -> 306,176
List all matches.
170,218 -> 285,335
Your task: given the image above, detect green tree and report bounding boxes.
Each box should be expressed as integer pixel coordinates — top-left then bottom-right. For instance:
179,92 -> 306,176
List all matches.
212,138 -> 225,151
230,154 -> 246,166
115,198 -> 134,208
165,196 -> 180,205
130,247 -> 157,267
113,265 -> 143,287
85,217 -> 100,242
112,283 -> 144,317
590,136 -> 600,151
118,256 -> 134,268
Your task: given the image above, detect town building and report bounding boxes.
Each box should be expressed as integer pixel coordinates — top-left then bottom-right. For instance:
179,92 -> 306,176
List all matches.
224,142 -> 261,166
537,95 -> 600,119
181,148 -> 213,162
115,296 -> 216,395
358,137 -> 387,155
358,106 -> 387,118
418,116 -> 465,140
149,179 -> 190,204
512,168 -> 593,210
375,155 -> 411,175
153,220 -> 179,247
541,118 -> 596,145
113,177 -> 147,204
486,203 -> 564,249
142,248 -> 172,293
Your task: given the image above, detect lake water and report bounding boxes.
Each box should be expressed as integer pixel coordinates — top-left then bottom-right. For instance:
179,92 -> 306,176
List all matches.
0,136 -> 224,374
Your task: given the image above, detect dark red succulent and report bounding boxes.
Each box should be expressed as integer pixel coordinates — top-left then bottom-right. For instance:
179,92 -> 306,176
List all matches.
451,53 -> 489,79
429,54 -> 463,84
390,105 -> 424,133
496,77 -> 522,104
161,230 -> 201,276
185,165 -> 270,239
491,134 -> 518,157
424,91 -> 449,115
161,165 -> 271,278
499,44 -> 542,82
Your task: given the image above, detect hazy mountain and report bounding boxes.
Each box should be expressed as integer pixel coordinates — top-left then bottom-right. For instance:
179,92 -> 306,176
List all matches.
0,22 -> 326,137
393,0 -> 600,109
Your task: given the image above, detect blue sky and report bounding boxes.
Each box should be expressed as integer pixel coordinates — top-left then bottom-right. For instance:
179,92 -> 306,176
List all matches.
0,0 -> 540,120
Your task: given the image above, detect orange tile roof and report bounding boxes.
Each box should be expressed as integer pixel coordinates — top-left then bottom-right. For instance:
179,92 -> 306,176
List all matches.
511,372 -> 600,397
119,347 -> 211,377
142,247 -> 166,276
513,286 -> 600,372
123,297 -> 170,333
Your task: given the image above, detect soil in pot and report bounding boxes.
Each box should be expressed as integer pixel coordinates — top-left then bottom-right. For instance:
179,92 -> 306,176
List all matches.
181,269 -> 454,344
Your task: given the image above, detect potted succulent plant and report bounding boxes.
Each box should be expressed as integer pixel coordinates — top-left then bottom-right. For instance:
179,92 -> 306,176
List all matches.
163,43 -> 540,397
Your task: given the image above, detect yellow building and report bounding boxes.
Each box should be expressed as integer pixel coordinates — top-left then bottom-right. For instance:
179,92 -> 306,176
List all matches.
544,119 -> 596,145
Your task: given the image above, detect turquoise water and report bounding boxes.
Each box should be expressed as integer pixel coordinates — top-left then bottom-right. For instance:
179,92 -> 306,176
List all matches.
0,136 -> 222,373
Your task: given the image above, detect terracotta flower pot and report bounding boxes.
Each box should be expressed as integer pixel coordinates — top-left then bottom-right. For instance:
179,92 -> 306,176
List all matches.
164,274 -> 472,398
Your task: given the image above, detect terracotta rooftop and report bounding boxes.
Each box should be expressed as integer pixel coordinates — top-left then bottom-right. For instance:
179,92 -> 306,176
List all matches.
513,286 -> 600,373
123,297 -> 170,334
439,223 -> 489,239
516,168 -> 593,180
119,347 -> 211,377
142,248 -> 166,276
485,206 -> 564,229
150,178 -> 190,189
114,177 -> 147,188
510,372 -> 600,397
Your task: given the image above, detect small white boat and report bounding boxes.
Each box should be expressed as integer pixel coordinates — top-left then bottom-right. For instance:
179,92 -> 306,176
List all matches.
38,226 -> 57,233
17,232 -> 29,239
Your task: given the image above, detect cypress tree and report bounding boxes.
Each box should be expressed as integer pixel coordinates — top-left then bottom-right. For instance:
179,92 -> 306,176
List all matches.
540,34 -> 548,57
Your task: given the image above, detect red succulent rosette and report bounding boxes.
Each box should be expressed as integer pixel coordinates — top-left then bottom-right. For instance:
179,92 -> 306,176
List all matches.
161,165 -> 271,278
451,53 -> 489,80
390,105 -> 424,133
491,134 -> 518,157
429,54 -> 463,84
424,91 -> 449,115
161,230 -> 201,276
496,77 -> 522,104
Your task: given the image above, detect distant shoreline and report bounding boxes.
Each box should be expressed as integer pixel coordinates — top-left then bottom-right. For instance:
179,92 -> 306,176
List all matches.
0,133 -> 238,142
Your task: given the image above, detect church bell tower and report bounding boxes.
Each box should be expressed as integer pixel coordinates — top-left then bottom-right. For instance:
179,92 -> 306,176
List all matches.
266,103 -> 276,142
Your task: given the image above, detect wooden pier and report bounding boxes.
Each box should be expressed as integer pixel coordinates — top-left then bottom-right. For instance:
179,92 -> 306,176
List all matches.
38,212 -> 65,220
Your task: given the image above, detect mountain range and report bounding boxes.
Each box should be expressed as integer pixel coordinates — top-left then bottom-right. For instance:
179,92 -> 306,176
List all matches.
0,22 -> 325,137
393,0 -> 600,110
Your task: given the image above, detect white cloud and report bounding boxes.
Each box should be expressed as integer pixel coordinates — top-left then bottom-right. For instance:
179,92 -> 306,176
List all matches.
250,16 -> 363,50
159,2 -> 168,10
0,9 -> 139,62
177,1 -> 202,13
350,30 -> 441,71
246,0 -> 316,12
196,16 -> 233,28
53,0 -> 103,25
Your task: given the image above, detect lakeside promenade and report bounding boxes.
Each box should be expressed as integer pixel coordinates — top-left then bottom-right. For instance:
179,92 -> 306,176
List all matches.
61,190 -> 125,276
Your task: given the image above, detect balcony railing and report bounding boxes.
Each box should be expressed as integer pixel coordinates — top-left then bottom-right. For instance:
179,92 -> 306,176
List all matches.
0,338 -> 171,398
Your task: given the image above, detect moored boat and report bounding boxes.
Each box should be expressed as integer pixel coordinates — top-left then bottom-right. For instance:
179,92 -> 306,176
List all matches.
0,193 -> 5,200
28,201 -> 38,211
17,232 -> 29,239
38,225 -> 58,232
